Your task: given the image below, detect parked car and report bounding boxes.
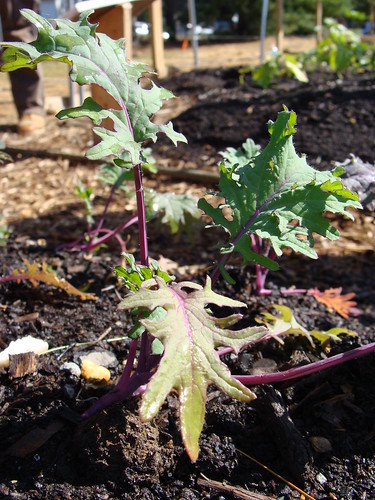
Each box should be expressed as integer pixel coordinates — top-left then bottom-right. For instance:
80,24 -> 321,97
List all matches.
134,20 -> 170,42
175,22 -> 215,42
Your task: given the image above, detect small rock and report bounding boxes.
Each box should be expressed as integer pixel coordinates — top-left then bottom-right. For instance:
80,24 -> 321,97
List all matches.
81,359 -> 111,384
75,350 -> 118,368
316,472 -> 328,485
250,357 -> 278,375
63,384 -> 76,399
309,436 -> 332,453
60,361 -> 81,378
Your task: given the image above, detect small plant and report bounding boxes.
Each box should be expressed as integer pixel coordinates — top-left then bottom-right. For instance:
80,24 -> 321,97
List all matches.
311,18 -> 374,74
2,9 -> 375,462
240,19 -> 375,89
199,110 -> 361,290
60,161 -> 201,254
240,52 -> 308,88
0,216 -> 10,247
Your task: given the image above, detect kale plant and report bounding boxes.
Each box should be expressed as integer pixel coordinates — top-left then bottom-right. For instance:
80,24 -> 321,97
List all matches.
2,9 -> 375,462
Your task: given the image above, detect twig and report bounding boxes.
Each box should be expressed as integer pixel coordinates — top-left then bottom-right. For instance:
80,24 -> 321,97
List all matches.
237,449 -> 316,500
197,473 -> 274,500
44,334 -> 127,355
4,146 -> 219,184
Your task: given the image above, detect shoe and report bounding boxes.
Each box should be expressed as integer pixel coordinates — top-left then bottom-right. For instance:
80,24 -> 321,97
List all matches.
17,113 -> 46,135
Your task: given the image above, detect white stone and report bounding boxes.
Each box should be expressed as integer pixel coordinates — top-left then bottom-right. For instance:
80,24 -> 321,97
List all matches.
60,361 -> 81,378
0,336 -> 49,369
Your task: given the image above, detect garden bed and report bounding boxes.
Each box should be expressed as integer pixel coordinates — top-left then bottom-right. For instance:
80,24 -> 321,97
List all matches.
0,66 -> 374,499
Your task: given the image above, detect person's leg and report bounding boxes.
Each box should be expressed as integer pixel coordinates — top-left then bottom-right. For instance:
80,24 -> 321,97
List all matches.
1,0 -> 45,132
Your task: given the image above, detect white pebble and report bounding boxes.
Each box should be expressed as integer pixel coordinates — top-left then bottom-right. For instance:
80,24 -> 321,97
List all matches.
316,472 -> 328,485
60,361 -> 81,378
0,336 -> 49,369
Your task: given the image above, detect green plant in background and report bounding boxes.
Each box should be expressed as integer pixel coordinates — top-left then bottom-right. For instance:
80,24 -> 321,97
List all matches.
60,161 -> 201,254
0,217 -> 10,247
312,17 -> 374,73
241,18 -> 375,88
2,9 -> 375,464
241,52 -> 308,88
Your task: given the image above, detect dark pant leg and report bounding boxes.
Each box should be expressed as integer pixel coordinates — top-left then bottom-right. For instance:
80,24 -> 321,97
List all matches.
1,0 -> 44,117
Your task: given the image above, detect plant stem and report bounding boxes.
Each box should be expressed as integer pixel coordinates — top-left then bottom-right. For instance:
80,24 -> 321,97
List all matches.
134,164 -> 148,266
81,338 -> 139,419
235,342 -> 375,386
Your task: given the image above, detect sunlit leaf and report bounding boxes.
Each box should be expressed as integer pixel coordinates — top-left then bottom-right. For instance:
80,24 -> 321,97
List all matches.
119,276 -> 266,461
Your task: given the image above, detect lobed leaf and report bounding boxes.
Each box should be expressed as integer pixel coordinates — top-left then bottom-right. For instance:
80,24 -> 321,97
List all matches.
0,9 -> 186,167
199,109 -> 362,273
119,277 -> 266,461
308,287 -> 359,319
145,190 -> 201,234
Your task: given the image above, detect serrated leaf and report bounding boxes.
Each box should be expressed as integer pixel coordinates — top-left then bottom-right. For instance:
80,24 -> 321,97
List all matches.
145,190 -> 201,234
6,260 -> 96,300
220,139 -> 261,170
0,9 -> 186,166
119,276 -> 266,461
198,109 -> 362,270
308,287 -> 359,319
258,305 -> 357,349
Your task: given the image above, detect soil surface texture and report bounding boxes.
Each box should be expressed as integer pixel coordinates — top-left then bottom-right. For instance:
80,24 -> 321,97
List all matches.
0,62 -> 375,499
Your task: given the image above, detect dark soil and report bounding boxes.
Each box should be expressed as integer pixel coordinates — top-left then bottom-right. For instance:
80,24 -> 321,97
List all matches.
1,67 -> 375,499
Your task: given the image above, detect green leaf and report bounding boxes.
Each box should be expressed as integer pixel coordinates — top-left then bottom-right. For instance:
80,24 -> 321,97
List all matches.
0,9 -> 186,166
114,253 -> 174,292
145,190 -> 201,234
75,180 -> 94,225
259,304 -> 313,345
119,277 -> 266,461
220,139 -> 261,170
198,109 -> 361,270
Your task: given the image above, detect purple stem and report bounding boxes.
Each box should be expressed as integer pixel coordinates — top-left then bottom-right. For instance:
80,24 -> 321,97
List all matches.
95,171 -> 129,233
82,337 -> 138,418
57,215 -> 138,253
235,342 -> 375,386
82,163 -> 151,418
134,164 -> 148,266
210,183 -> 286,286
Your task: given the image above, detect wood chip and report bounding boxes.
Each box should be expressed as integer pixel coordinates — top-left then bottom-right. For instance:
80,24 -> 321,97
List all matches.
9,352 -> 38,378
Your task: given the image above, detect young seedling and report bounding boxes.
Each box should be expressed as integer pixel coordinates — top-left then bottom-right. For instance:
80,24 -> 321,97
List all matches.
2,9 -> 375,462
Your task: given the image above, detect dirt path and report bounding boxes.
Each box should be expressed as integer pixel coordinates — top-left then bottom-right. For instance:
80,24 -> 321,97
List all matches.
134,35 -> 317,71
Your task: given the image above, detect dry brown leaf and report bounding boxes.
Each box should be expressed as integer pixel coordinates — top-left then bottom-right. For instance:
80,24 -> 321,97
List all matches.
11,260 -> 97,301
308,287 -> 359,319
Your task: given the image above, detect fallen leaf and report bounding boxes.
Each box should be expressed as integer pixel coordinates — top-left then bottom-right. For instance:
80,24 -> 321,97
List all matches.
10,260 -> 97,301
308,287 -> 359,319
